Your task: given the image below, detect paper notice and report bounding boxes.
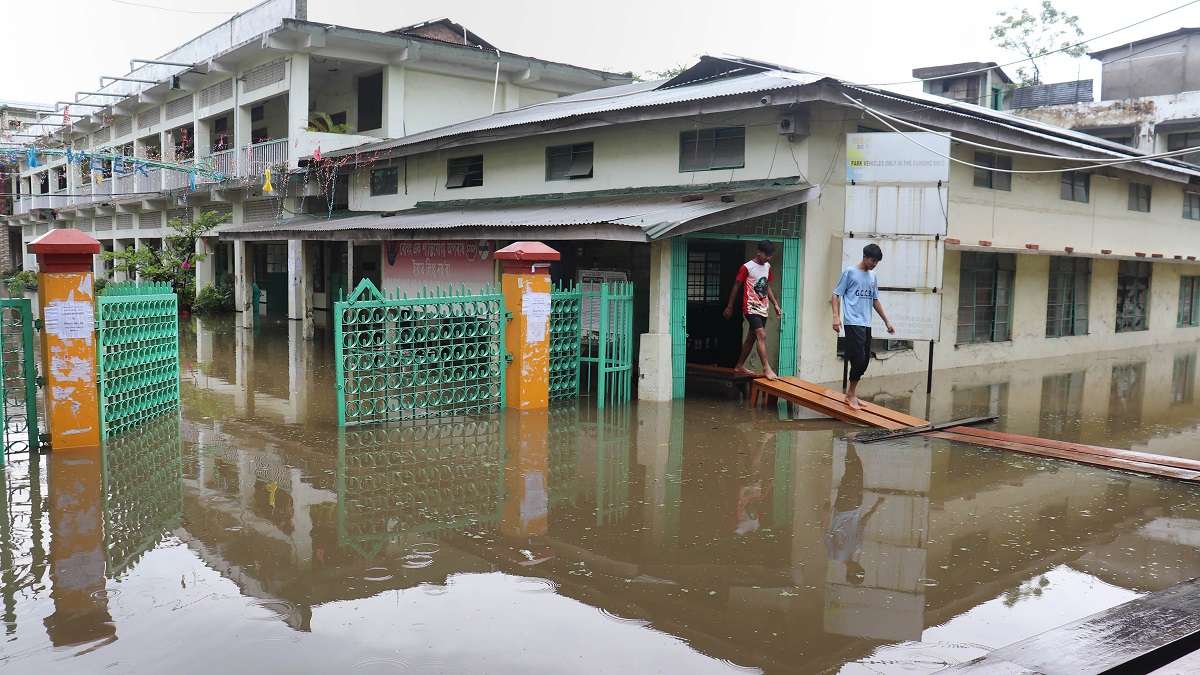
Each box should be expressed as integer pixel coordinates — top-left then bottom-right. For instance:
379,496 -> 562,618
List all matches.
524,290 -> 551,343
43,300 -> 94,340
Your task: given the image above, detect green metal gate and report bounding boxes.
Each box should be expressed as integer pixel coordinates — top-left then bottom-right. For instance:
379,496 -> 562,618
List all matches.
581,282 -> 635,409
0,298 -> 40,460
334,279 -> 507,427
96,282 -> 181,440
549,282 -> 582,402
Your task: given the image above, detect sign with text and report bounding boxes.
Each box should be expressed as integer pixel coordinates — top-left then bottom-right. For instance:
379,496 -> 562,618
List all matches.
381,240 -> 494,296
846,132 -> 951,184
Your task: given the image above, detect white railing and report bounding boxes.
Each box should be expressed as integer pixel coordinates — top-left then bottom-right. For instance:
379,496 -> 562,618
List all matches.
32,194 -> 49,210
203,148 -> 237,181
116,173 -> 137,198
94,180 -> 112,199
137,168 -> 162,193
241,138 -> 288,178
50,189 -> 68,209
14,198 -> 29,215
164,160 -> 193,190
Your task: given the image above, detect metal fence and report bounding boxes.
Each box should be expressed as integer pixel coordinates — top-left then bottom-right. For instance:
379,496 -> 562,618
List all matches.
581,282 -> 635,409
334,279 -> 507,427
549,282 -> 582,402
96,282 -> 181,440
0,298 -> 39,460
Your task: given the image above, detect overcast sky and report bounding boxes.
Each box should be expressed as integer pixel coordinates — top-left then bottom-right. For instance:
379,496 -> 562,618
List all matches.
1,0 -> 1197,105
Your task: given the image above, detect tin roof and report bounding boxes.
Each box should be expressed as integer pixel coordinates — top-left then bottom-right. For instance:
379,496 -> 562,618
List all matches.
222,183 -> 819,242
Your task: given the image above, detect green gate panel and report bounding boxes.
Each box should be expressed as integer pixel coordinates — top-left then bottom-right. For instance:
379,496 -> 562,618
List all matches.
96,282 -> 181,440
334,279 -> 507,427
549,282 -> 582,402
0,298 -> 40,460
778,237 -> 801,377
580,282 -> 634,409
670,238 -> 688,399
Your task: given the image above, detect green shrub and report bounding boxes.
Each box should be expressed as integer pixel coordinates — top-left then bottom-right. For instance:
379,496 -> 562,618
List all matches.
6,270 -> 37,296
193,280 -> 234,315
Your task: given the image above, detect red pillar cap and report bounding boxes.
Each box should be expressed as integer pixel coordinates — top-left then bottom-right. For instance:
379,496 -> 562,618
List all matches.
29,228 -> 101,255
494,241 -> 561,263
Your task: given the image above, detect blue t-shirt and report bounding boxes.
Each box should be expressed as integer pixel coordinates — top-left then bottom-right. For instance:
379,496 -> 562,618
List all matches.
833,265 -> 878,327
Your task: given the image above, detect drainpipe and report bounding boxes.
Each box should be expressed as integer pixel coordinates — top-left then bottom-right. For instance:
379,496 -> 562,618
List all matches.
491,49 -> 501,113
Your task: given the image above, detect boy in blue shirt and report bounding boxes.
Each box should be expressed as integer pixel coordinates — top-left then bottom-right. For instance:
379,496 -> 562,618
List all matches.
832,243 -> 895,410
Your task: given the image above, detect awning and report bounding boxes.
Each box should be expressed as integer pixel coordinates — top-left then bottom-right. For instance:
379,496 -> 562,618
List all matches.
220,184 -> 820,242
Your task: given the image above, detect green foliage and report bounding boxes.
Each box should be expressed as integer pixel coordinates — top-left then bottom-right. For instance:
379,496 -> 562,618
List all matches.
95,277 -> 108,296
307,111 -> 350,134
5,270 -> 37,296
193,279 -> 235,315
101,208 -> 228,309
991,0 -> 1086,86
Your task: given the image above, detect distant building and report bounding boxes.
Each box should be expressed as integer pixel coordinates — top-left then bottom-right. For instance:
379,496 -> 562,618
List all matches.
0,99 -> 54,271
911,62 -> 1013,110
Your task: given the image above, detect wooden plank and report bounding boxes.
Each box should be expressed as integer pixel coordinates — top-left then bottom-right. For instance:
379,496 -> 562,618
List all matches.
772,376 -> 929,427
943,426 -> 1200,473
947,578 -> 1200,674
750,378 -> 908,429
850,416 -> 997,444
686,363 -> 756,381
930,431 -> 1200,482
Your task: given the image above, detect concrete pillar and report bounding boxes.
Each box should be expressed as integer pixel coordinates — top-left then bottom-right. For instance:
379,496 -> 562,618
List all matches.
286,53 -> 310,169
234,326 -> 253,414
382,64 -> 406,137
194,113 -> 211,161
286,239 -> 312,337
497,242 -> 558,410
638,239 -> 673,401
111,239 -> 127,282
196,316 -> 213,366
234,239 -> 253,329
287,320 -> 309,424
195,236 -> 216,294
346,241 -> 355,290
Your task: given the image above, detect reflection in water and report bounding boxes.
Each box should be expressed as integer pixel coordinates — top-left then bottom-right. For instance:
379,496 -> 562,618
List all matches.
4,319 -> 1200,672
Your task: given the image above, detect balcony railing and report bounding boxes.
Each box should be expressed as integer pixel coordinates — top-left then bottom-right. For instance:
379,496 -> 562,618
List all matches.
164,159 -> 193,191
50,189 -> 68,209
241,138 -> 288,178
136,168 -> 162,194
200,148 -> 236,182
94,180 -> 112,200
32,194 -> 49,210
116,173 -> 137,197
14,198 -> 29,215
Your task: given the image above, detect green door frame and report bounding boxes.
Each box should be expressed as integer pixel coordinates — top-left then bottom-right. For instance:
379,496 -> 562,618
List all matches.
669,233 -> 803,399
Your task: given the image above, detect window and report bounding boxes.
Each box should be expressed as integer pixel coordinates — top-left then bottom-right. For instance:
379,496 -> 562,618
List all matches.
1060,171 -> 1089,203
446,155 -> 483,189
1180,276 -> 1200,327
56,170 -> 67,191
370,166 -> 399,196
214,117 -> 228,133
1046,257 -> 1090,337
1185,192 -> 1200,220
686,251 -> 722,303
973,151 -> 1012,191
357,72 -> 383,131
957,252 -> 1015,344
1116,260 -> 1152,332
679,126 -> 745,172
251,105 -> 264,122
265,244 -> 286,274
1128,183 -> 1151,212
546,142 -> 594,180
1167,131 -> 1200,165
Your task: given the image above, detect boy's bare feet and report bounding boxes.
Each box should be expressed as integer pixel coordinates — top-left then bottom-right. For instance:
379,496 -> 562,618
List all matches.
847,396 -> 862,411
763,369 -> 778,380
734,367 -> 755,377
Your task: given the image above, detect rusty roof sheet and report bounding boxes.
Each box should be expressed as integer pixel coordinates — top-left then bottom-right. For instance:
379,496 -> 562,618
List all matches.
221,185 -> 819,241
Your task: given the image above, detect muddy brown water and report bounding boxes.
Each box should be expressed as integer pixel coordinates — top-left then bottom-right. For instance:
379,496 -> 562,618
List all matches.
4,319 -> 1200,673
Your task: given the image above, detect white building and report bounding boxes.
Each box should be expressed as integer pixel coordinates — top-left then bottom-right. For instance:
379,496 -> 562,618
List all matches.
0,0 -> 629,292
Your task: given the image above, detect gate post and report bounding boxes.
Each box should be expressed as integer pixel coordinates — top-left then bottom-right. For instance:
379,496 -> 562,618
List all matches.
28,229 -> 102,451
496,242 -> 560,410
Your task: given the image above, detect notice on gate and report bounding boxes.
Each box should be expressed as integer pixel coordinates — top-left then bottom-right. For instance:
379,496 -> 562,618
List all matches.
44,299 -> 95,341
524,290 -> 551,343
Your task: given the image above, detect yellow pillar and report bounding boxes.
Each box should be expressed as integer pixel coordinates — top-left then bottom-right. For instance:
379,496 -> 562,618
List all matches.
29,229 -> 102,451
496,242 -> 560,410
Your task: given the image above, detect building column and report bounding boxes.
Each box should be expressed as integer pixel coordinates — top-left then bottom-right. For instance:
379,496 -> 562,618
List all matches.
638,239 -> 673,401
111,239 -> 128,282
286,238 -> 312,338
195,236 -> 216,294
382,64 -> 406,137
287,320 -> 309,423
346,241 -> 355,290
286,53 -> 310,169
234,239 -> 253,329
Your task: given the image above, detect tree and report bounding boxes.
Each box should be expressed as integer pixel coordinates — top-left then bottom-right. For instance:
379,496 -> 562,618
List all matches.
991,1 -> 1087,86
103,208 -> 229,303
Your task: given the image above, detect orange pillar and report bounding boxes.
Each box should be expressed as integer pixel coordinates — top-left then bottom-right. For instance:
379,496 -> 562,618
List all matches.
29,229 -> 102,451
496,242 -> 560,410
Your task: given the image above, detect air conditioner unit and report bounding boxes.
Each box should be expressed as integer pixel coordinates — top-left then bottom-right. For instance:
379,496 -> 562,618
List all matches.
777,112 -> 809,140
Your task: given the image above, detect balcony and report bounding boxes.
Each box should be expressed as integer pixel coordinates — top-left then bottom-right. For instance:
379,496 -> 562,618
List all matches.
14,198 -> 29,215
136,168 -> 162,194
50,189 -> 69,209
241,138 -> 288,178
164,159 -> 193,190
94,180 -> 112,200
115,173 -> 137,199
200,148 -> 236,182
31,194 -> 49,210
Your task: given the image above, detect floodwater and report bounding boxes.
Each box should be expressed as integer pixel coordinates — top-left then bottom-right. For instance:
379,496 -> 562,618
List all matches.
5,320 -> 1200,673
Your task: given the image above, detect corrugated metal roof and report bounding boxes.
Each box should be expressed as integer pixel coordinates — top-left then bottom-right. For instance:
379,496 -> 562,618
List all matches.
327,70 -> 821,157
221,185 -> 818,241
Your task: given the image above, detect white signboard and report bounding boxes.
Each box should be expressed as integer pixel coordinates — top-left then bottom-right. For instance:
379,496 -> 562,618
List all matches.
845,185 -> 948,236
846,132 -> 951,184
841,238 -> 943,290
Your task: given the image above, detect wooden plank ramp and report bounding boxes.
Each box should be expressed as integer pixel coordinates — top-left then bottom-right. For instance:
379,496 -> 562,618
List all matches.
750,376 -> 1200,483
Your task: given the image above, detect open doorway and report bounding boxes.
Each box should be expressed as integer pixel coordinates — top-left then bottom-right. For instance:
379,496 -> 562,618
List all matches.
685,240 -> 747,367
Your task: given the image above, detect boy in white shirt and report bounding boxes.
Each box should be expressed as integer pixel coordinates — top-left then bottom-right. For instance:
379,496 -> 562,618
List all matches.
723,240 -> 784,380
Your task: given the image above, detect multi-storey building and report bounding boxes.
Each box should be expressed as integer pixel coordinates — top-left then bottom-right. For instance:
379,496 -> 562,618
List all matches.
0,0 -> 629,285
0,99 -> 56,270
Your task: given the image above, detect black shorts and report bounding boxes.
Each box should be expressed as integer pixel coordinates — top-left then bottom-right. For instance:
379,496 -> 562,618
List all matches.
745,314 -> 768,331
